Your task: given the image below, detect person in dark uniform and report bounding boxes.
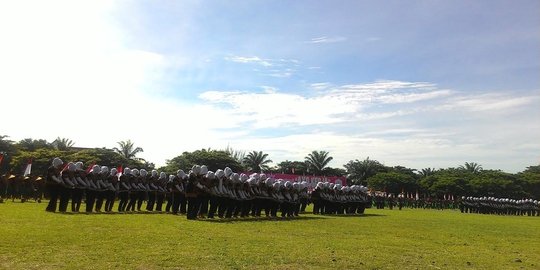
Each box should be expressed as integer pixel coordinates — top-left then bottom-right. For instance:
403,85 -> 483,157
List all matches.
94,166 -> 110,212
126,169 -> 139,212
146,170 -> 158,212
136,169 -> 148,212
117,168 -> 131,212
155,172 -> 167,212
45,158 -> 64,212
170,172 -> 184,215
186,166 -> 202,220
71,162 -> 87,212
104,168 -> 117,213
85,165 -> 101,213
197,165 -> 210,218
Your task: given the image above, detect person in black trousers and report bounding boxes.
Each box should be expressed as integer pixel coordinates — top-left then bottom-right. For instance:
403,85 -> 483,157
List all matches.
45,158 -> 64,212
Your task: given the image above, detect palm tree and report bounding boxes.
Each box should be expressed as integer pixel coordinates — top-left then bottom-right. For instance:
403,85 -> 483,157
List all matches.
305,150 -> 333,175
223,145 -> 245,165
51,137 -> 75,150
243,151 -> 272,173
113,140 -> 144,160
459,162 -> 483,173
344,157 -> 386,185
418,168 -> 436,178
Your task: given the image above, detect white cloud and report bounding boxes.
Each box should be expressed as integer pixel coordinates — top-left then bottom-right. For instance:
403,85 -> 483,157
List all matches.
310,82 -> 332,91
308,36 -> 347,44
224,55 -> 272,67
199,80 -> 454,128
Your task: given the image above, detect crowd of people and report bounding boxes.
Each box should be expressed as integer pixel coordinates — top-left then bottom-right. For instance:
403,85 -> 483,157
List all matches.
26,157 -> 370,220
2,158 -> 538,218
310,182 -> 370,215
459,196 -> 539,216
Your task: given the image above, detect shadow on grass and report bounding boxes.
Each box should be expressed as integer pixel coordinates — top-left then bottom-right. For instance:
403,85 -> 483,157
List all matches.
197,215 -> 326,223
326,213 -> 386,218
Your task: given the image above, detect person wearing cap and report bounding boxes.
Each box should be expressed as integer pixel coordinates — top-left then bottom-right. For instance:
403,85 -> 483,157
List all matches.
170,172 -> 183,214
59,162 -> 76,212
185,165 -> 202,220
70,162 -> 87,213
45,158 -> 64,212
93,166 -> 108,212
85,165 -> 101,213
126,169 -> 140,212
155,172 -> 167,212
117,168 -> 131,212
135,169 -> 148,212
146,170 -> 159,212
104,168 -> 118,213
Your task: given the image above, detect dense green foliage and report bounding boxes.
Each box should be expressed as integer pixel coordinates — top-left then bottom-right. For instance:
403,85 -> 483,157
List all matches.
160,149 -> 245,174
1,202 -> 539,269
243,151 -> 273,173
305,150 -> 334,175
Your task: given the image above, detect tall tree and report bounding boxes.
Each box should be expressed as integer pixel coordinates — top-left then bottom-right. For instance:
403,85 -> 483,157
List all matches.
16,138 -> 52,151
344,157 -> 387,185
459,162 -> 483,173
51,137 -> 75,151
243,151 -> 273,173
418,168 -> 436,178
305,150 -> 333,175
277,160 -> 308,175
223,145 -> 246,165
160,149 -> 244,174
113,140 -> 144,160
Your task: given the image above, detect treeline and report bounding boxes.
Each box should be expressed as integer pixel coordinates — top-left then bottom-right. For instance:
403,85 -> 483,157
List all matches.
1,135 -> 539,199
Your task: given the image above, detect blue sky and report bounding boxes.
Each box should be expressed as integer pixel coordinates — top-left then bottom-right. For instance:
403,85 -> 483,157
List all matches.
1,1 -> 539,172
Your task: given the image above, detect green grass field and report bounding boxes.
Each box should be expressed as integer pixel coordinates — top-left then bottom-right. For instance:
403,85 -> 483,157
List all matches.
1,201 -> 539,270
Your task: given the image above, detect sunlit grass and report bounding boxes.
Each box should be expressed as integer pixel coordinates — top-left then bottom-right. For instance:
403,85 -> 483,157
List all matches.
1,201 -> 539,269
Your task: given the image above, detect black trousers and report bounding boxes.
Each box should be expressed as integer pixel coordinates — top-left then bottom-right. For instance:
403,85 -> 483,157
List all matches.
156,192 -> 165,211
137,191 -> 146,211
95,191 -> 105,212
104,191 -> 115,212
171,192 -> 182,214
118,192 -> 129,212
71,189 -> 84,212
147,191 -> 156,211
85,190 -> 96,213
187,196 -> 200,220
165,193 -> 173,212
46,184 -> 61,212
127,192 -> 137,211
208,196 -> 220,218
58,187 -> 71,212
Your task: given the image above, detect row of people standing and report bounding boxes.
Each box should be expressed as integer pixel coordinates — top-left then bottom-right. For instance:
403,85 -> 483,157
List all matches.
0,174 -> 45,203
459,196 -> 539,216
182,165 -> 310,220
310,182 -> 370,215
45,158 -> 178,214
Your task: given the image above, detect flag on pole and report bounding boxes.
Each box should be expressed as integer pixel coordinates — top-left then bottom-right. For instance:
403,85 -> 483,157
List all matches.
291,167 -> 295,174
117,165 -> 123,176
415,190 -> 419,200
23,159 -> 32,177
0,153 -> 4,166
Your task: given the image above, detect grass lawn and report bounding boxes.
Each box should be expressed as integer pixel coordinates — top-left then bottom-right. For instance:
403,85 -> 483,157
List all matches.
1,201 -> 539,270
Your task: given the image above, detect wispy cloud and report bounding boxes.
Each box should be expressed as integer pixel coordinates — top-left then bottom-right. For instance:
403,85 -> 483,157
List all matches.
310,82 -> 332,91
224,55 -> 272,67
199,80 -> 455,128
308,36 -> 347,44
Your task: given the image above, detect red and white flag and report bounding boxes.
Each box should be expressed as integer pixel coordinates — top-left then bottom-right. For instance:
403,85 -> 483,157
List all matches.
23,159 -> 32,176
0,153 -> 4,166
85,162 -> 96,174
